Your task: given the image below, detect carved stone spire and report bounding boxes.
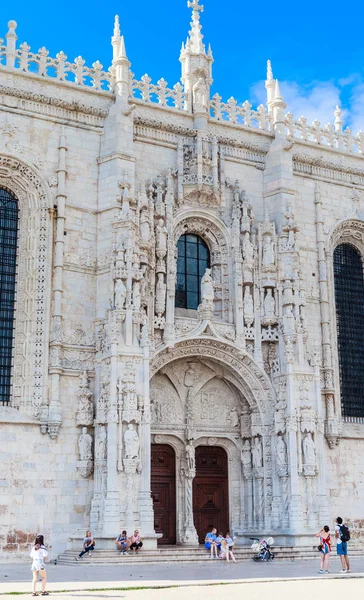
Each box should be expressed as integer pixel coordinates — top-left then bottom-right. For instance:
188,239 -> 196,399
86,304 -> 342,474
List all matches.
180,0 -> 213,118
265,60 -> 276,113
271,79 -> 287,136
111,15 -> 131,101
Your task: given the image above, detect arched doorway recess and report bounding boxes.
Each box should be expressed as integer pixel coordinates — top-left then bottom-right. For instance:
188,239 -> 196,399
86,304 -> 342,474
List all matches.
149,338 -> 275,545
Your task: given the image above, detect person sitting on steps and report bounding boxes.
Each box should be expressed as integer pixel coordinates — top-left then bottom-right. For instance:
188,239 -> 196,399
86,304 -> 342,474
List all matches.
129,530 -> 143,554
205,528 -> 218,558
75,530 -> 95,561
115,530 -> 129,555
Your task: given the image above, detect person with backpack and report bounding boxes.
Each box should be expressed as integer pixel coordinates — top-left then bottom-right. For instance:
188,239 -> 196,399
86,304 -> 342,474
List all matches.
335,517 -> 351,572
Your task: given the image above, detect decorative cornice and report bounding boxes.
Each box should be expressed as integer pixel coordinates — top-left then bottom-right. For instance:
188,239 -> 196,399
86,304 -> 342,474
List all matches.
134,116 -> 196,138
293,148 -> 364,187
0,84 -> 109,121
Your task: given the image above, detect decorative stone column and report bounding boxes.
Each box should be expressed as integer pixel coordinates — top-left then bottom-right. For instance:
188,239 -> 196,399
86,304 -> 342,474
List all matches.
181,441 -> 199,546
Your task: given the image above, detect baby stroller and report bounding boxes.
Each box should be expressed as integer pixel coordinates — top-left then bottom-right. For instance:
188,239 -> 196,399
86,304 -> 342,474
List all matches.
251,537 -> 275,561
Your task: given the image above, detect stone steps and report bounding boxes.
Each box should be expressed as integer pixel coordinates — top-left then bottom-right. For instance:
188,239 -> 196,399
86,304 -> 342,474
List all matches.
57,545 -> 364,565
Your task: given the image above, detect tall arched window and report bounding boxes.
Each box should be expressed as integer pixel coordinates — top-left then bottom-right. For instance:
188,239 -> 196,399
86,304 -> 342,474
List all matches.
175,234 -> 210,310
0,188 -> 19,405
334,243 -> 364,418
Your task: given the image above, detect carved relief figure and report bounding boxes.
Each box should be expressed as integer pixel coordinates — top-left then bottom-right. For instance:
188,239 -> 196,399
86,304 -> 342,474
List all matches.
155,273 -> 167,316
302,432 -> 316,466
124,424 -> 140,459
201,268 -> 214,303
283,305 -> 295,335
241,439 -> 252,471
185,442 -> 195,474
184,364 -> 197,388
276,435 -> 287,467
252,437 -> 263,468
262,235 -> 275,267
95,426 -> 107,461
132,281 -> 141,311
115,278 -> 127,310
244,286 -> 254,317
78,427 -> 92,461
227,406 -> 239,428
264,289 -> 275,317
140,208 -> 150,242
155,218 -> 168,255
243,232 -> 254,263
192,77 -> 208,112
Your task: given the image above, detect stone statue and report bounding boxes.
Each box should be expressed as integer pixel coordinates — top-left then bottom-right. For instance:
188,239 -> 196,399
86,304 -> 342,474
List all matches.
155,218 -> 168,255
262,235 -> 275,267
185,442 -> 195,474
283,305 -> 296,335
78,427 -> 92,461
115,278 -> 127,310
192,77 -> 208,112
244,286 -> 254,317
302,432 -> 316,466
140,209 -> 150,242
79,370 -> 88,388
243,232 -> 254,263
241,439 -> 252,470
155,273 -> 167,316
252,436 -> 263,468
201,268 -> 214,303
264,289 -> 275,317
133,280 -> 141,312
124,424 -> 140,459
95,426 -> 107,461
276,435 -> 287,467
228,407 -> 239,428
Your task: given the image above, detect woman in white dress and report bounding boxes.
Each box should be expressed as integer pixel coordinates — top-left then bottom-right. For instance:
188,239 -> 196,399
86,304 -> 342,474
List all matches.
30,534 -> 49,596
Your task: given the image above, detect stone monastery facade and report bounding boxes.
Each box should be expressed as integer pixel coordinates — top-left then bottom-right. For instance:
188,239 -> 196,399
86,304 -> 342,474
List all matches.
1,0 -> 364,559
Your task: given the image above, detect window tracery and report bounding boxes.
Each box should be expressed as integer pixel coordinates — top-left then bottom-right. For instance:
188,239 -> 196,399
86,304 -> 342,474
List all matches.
175,234 -> 210,310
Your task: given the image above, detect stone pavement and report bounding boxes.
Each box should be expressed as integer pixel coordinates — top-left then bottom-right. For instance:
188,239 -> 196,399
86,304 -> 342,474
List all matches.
0,557 -> 363,596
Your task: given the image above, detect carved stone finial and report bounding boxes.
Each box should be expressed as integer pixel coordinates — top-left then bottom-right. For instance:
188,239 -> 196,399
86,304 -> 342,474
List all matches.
114,15 -> 120,38
267,59 -> 273,82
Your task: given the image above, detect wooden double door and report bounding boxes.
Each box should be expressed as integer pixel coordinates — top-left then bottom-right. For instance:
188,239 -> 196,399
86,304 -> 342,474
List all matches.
151,444 -> 229,545
193,446 -> 229,543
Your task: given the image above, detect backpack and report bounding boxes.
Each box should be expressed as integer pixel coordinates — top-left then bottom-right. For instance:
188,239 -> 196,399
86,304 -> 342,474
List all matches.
339,524 -> 350,542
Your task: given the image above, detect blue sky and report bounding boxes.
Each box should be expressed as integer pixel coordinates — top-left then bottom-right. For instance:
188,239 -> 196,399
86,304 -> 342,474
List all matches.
1,0 -> 364,131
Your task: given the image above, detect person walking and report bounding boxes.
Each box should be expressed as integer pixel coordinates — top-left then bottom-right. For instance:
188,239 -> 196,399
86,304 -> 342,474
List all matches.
316,525 -> 331,574
115,530 -> 129,555
30,534 -> 49,596
75,530 -> 95,561
335,517 -> 351,572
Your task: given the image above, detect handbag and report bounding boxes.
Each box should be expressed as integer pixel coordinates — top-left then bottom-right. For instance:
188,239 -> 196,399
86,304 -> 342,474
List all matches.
317,544 -> 323,551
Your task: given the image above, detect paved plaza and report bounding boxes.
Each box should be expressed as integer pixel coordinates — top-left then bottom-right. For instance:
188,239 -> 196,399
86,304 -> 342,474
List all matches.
1,557 -> 364,597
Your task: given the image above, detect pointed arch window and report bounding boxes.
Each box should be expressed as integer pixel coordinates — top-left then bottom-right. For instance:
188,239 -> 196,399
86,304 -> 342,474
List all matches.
333,243 -> 364,418
175,234 -> 210,310
0,188 -> 19,405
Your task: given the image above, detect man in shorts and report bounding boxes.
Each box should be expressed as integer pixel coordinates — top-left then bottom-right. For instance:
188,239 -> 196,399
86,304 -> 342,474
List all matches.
335,517 -> 351,572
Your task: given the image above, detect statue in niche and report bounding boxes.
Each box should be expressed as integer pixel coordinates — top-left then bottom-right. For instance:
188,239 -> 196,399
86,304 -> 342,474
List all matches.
124,424 -> 140,459
79,370 -> 88,388
243,232 -> 254,263
241,439 -> 252,470
201,268 -> 214,303
244,286 -> 254,317
264,289 -> 275,317
95,426 -> 107,461
115,278 -> 127,310
252,437 -> 263,468
283,305 -> 296,335
140,208 -> 150,242
155,273 -> 167,316
184,364 -> 197,388
185,442 -> 195,474
262,235 -> 275,267
302,432 -> 316,466
192,77 -> 208,112
78,427 -> 92,461
132,280 -> 141,312
155,219 -> 168,255
276,435 -> 287,467
228,406 -> 239,428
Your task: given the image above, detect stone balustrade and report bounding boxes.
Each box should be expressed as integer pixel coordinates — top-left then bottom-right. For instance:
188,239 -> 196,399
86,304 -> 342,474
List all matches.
131,74 -> 187,110
0,21 -> 114,91
210,93 -> 273,132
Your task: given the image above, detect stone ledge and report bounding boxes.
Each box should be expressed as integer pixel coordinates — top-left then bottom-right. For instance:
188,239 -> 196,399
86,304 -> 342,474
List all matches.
0,406 -> 39,425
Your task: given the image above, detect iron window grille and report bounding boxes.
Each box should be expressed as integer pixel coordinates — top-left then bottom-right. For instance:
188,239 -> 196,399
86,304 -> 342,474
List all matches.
175,234 -> 210,310
0,187 -> 19,405
333,243 -> 364,418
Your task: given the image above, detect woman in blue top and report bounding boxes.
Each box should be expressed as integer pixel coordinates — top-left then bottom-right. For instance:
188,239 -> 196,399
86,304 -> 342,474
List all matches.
205,528 -> 218,558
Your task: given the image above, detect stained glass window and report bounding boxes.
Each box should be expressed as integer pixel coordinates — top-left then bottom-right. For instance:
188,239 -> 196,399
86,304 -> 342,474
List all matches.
0,188 -> 19,405
333,243 -> 364,418
175,234 -> 210,310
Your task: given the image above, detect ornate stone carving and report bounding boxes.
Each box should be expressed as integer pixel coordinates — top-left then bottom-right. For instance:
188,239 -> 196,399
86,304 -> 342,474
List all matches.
124,424 -> 140,460
76,371 -> 94,427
